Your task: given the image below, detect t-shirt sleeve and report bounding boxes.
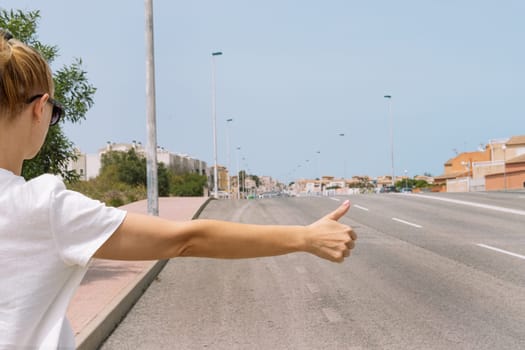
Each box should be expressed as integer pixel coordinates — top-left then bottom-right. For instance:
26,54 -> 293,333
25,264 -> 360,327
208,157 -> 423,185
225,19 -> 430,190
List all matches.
47,177 -> 127,267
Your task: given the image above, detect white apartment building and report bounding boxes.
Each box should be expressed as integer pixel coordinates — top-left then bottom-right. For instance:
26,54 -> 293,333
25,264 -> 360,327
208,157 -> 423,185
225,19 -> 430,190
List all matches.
69,141 -> 208,180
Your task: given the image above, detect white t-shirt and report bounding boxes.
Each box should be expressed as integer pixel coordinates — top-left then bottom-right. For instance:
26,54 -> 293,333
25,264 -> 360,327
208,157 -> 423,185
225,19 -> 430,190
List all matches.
0,169 -> 127,349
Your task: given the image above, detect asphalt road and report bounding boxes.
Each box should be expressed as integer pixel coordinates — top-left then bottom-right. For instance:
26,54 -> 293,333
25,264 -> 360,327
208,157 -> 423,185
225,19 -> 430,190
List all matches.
101,193 -> 525,349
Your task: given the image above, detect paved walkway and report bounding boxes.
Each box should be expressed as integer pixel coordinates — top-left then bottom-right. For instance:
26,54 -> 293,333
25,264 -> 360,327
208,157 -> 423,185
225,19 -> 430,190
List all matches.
66,197 -> 210,350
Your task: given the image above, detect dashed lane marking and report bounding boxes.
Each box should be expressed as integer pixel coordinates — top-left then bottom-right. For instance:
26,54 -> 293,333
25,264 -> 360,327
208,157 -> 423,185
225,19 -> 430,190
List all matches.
392,217 -> 423,228
354,204 -> 369,211
329,197 -> 341,202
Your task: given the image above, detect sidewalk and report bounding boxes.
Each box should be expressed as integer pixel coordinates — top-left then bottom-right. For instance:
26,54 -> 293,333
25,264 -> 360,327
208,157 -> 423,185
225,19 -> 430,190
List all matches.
66,197 -> 211,350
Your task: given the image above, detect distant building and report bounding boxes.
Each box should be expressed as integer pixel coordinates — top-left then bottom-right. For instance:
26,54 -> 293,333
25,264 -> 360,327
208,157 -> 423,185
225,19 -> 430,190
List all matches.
435,135 -> 525,192
209,165 -> 229,193
290,176 -> 361,196
414,175 -> 434,185
259,176 -> 278,193
485,136 -> 525,191
434,147 -> 492,192
68,141 -> 208,180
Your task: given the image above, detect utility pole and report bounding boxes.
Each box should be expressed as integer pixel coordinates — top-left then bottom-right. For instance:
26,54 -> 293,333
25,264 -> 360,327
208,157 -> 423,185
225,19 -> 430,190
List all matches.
145,0 -> 158,215
211,51 -> 223,198
384,95 -> 394,186
226,118 -> 233,198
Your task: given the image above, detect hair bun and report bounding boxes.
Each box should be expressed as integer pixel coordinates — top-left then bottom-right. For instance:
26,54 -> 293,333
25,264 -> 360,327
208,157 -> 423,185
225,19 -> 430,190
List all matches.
0,28 -> 13,72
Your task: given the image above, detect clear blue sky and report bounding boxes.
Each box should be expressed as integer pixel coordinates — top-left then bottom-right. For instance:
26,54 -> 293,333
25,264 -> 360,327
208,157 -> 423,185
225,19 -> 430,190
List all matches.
3,1 -> 524,183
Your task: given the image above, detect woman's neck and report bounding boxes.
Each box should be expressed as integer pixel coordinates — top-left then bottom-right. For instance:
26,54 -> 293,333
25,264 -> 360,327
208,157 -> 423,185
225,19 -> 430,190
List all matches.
0,120 -> 26,176
0,149 -> 23,175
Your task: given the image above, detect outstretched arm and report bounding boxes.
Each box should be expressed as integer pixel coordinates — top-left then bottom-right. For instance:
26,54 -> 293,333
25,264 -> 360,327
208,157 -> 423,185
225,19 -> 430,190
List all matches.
93,200 -> 356,263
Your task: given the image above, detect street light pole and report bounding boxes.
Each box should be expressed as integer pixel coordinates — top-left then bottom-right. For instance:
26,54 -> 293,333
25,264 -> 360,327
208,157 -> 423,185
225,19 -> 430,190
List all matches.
316,150 -> 321,176
236,146 -> 241,199
339,133 -> 346,179
502,144 -> 507,191
211,51 -> 223,198
226,118 -> 233,198
384,95 -> 394,186
316,150 -> 321,194
242,156 -> 246,199
144,0 -> 158,215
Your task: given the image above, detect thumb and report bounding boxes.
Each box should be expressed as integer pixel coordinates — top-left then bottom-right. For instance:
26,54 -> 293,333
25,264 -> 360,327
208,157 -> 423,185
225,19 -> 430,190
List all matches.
325,200 -> 351,221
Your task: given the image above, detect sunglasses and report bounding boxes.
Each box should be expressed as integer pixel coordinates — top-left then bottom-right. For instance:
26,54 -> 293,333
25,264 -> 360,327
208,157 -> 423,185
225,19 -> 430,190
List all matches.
26,94 -> 65,126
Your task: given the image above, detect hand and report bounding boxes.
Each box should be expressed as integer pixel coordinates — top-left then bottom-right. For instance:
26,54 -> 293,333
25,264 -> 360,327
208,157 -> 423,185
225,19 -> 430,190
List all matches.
305,200 -> 357,263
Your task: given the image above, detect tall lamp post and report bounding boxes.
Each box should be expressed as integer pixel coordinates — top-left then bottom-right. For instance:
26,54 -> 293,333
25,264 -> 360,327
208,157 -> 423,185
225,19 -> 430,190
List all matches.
236,146 -> 241,199
242,156 -> 247,198
211,51 -> 223,198
144,0 -> 158,215
339,133 -> 346,179
384,95 -> 394,186
502,144 -> 507,191
226,118 -> 233,198
316,150 -> 321,194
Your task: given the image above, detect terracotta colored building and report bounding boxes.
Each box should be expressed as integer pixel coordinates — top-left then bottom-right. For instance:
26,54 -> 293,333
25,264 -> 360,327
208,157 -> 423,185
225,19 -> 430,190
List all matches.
436,135 -> 525,192
434,148 -> 492,192
484,136 -> 525,191
485,154 -> 525,191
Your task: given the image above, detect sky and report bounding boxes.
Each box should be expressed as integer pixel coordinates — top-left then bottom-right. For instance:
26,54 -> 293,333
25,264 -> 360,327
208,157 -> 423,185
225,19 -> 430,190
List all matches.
2,1 -> 524,184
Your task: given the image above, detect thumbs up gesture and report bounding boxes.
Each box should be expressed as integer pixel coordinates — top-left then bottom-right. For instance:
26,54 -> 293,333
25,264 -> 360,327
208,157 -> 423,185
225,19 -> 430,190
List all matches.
305,200 -> 357,263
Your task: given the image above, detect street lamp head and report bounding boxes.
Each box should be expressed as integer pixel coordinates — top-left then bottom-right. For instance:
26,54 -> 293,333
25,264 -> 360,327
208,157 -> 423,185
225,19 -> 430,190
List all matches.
212,51 -> 223,56
384,95 -> 391,99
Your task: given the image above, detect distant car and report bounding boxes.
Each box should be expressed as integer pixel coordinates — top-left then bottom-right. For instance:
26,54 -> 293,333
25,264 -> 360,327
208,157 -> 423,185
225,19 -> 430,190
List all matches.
216,191 -> 230,199
400,187 -> 412,193
380,185 -> 398,193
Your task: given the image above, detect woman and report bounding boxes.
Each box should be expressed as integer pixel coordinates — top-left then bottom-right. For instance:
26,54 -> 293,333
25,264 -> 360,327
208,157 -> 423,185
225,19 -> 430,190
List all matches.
0,29 -> 356,349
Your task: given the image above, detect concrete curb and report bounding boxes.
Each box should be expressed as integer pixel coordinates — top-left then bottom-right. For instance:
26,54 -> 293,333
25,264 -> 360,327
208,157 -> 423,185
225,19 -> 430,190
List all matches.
75,197 -> 213,350
76,260 -> 167,350
191,197 -> 214,220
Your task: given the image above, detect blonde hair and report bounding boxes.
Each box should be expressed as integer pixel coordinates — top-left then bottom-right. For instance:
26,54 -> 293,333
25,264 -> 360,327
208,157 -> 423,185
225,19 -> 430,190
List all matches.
0,30 -> 54,121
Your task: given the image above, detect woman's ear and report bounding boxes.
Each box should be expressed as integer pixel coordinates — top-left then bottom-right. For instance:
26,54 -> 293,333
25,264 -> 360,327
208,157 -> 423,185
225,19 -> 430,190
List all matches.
31,94 -> 49,124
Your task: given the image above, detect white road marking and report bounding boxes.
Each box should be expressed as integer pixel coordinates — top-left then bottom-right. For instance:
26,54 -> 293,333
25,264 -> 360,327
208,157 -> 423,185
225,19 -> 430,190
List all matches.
306,283 -> 320,294
322,307 -> 343,323
392,217 -> 422,228
329,197 -> 341,202
415,194 -> 525,216
476,243 -> 525,261
354,204 -> 369,211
